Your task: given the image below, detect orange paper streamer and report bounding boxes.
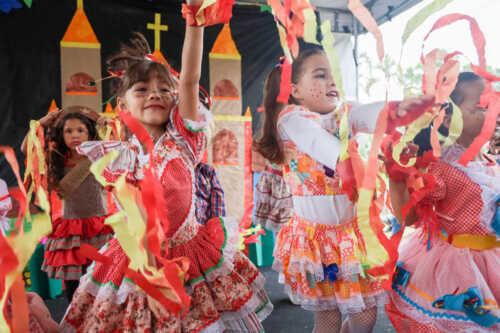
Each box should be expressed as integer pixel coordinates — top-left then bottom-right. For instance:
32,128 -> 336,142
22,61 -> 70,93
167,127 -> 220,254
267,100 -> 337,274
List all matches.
348,0 -> 384,61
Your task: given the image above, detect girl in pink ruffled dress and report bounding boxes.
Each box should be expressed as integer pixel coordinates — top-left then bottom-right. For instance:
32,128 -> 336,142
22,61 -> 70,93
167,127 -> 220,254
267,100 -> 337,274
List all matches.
60,4 -> 272,331
386,72 -> 500,332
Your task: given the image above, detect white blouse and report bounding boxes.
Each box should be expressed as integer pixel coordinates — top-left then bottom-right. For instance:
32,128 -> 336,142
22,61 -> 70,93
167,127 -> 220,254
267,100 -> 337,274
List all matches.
278,102 -> 384,225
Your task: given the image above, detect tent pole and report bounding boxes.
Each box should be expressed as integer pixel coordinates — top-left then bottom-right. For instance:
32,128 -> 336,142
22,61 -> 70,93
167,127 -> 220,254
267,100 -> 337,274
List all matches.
352,15 -> 359,101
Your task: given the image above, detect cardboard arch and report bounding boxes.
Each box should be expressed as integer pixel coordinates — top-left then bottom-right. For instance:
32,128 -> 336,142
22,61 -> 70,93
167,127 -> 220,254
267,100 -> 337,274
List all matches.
212,128 -> 238,166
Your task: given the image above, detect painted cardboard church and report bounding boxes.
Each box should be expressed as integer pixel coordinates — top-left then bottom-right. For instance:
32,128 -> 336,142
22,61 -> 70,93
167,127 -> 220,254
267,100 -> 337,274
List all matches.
207,24 -> 253,228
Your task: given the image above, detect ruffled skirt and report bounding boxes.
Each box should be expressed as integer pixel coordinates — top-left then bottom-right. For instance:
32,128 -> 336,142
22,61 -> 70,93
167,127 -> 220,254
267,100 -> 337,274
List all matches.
60,217 -> 273,333
273,214 -> 386,313
254,169 -> 293,232
41,215 -> 114,280
387,231 -> 500,332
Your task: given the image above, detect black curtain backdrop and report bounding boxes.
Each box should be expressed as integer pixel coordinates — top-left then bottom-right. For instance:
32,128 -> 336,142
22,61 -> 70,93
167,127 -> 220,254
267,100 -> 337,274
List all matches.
0,0 -> 282,185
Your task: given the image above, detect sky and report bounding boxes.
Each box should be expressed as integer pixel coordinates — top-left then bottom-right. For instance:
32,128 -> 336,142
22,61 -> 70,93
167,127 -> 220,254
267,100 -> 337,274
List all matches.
356,0 -> 500,101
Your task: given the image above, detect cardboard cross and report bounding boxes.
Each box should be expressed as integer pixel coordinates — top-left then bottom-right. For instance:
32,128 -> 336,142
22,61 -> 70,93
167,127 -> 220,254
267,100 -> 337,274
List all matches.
147,13 -> 168,51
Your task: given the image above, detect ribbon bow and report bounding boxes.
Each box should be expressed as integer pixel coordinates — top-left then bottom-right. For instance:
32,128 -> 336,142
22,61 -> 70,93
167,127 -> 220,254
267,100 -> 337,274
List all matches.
322,263 -> 339,282
392,261 -> 410,288
432,287 -> 500,327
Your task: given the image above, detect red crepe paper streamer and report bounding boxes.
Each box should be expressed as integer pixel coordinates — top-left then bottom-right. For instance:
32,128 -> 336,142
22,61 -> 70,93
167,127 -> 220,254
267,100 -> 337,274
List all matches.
421,14 -> 486,70
10,277 -> 29,333
117,110 -> 191,313
0,147 -> 32,332
182,0 -> 235,27
277,59 -> 292,104
386,99 -> 435,135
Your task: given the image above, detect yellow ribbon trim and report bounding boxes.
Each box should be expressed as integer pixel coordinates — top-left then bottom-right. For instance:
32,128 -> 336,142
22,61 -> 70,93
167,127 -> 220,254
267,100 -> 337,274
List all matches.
440,232 -> 500,251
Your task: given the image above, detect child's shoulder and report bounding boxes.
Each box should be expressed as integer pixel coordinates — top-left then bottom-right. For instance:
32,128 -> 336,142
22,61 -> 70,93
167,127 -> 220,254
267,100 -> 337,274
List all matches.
278,104 -> 318,122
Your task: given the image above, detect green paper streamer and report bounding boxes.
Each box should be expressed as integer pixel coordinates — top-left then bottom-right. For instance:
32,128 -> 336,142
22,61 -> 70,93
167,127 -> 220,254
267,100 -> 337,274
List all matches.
402,0 -> 455,45
23,0 -> 32,8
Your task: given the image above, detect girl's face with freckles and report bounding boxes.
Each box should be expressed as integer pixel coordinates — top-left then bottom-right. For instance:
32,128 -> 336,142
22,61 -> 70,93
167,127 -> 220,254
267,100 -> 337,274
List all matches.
291,53 -> 339,114
117,75 -> 177,130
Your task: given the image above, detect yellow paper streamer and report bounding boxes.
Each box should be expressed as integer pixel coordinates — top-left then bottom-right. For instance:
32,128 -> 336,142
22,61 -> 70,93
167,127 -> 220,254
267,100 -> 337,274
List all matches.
276,22 -> 292,62
238,225 -> 263,250
302,7 -> 320,45
401,0 -> 456,45
0,188 -> 52,332
392,112 -> 435,167
90,154 -> 160,277
90,150 -> 120,187
441,101 -> 463,147
320,20 -> 351,161
195,0 -> 216,26
356,188 -> 387,269
24,120 -> 46,183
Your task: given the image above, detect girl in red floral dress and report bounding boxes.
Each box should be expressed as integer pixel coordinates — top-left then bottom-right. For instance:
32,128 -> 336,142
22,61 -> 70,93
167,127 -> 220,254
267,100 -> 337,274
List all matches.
60,2 -> 272,332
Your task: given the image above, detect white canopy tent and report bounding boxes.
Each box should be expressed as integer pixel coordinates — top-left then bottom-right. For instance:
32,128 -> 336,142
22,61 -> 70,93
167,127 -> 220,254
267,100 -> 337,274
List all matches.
236,0 -> 424,100
312,0 -> 423,100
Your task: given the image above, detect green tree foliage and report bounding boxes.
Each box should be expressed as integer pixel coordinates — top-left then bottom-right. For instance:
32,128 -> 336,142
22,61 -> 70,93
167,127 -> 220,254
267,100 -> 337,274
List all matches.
359,52 -> 500,99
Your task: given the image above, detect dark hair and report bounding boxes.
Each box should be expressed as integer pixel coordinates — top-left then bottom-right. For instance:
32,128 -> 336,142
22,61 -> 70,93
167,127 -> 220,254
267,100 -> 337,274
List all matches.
255,47 -> 324,164
107,32 -> 176,97
413,72 -> 482,155
48,112 -> 98,189
449,72 -> 481,105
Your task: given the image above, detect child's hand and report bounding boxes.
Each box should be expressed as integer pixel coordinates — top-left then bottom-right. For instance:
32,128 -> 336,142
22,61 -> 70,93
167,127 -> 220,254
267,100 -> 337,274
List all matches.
26,292 -> 59,333
396,95 -> 435,118
97,116 -> 113,128
39,109 -> 63,127
186,0 -> 203,7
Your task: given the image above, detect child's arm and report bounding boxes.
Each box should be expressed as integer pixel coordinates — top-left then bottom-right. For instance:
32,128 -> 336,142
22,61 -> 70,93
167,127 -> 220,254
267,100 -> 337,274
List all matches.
278,110 -> 342,170
349,96 -> 434,134
178,0 -> 204,122
389,178 -> 418,226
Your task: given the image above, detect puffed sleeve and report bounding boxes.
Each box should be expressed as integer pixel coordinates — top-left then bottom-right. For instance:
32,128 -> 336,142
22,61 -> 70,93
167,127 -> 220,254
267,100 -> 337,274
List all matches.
277,105 -> 342,170
76,141 -> 140,183
167,103 -> 211,164
423,162 -> 447,203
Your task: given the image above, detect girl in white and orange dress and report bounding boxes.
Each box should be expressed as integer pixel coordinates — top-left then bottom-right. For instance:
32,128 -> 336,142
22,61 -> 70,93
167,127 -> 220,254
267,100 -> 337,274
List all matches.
255,47 -> 425,333
386,72 -> 500,332
60,3 -> 272,331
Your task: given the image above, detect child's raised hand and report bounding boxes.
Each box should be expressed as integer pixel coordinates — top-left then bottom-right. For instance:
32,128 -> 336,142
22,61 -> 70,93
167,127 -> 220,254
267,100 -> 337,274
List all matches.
39,108 -> 63,127
97,115 -> 113,128
186,0 -> 204,7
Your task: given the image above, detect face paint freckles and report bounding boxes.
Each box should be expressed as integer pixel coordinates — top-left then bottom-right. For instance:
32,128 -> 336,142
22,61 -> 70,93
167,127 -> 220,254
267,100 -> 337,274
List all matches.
292,53 -> 339,114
